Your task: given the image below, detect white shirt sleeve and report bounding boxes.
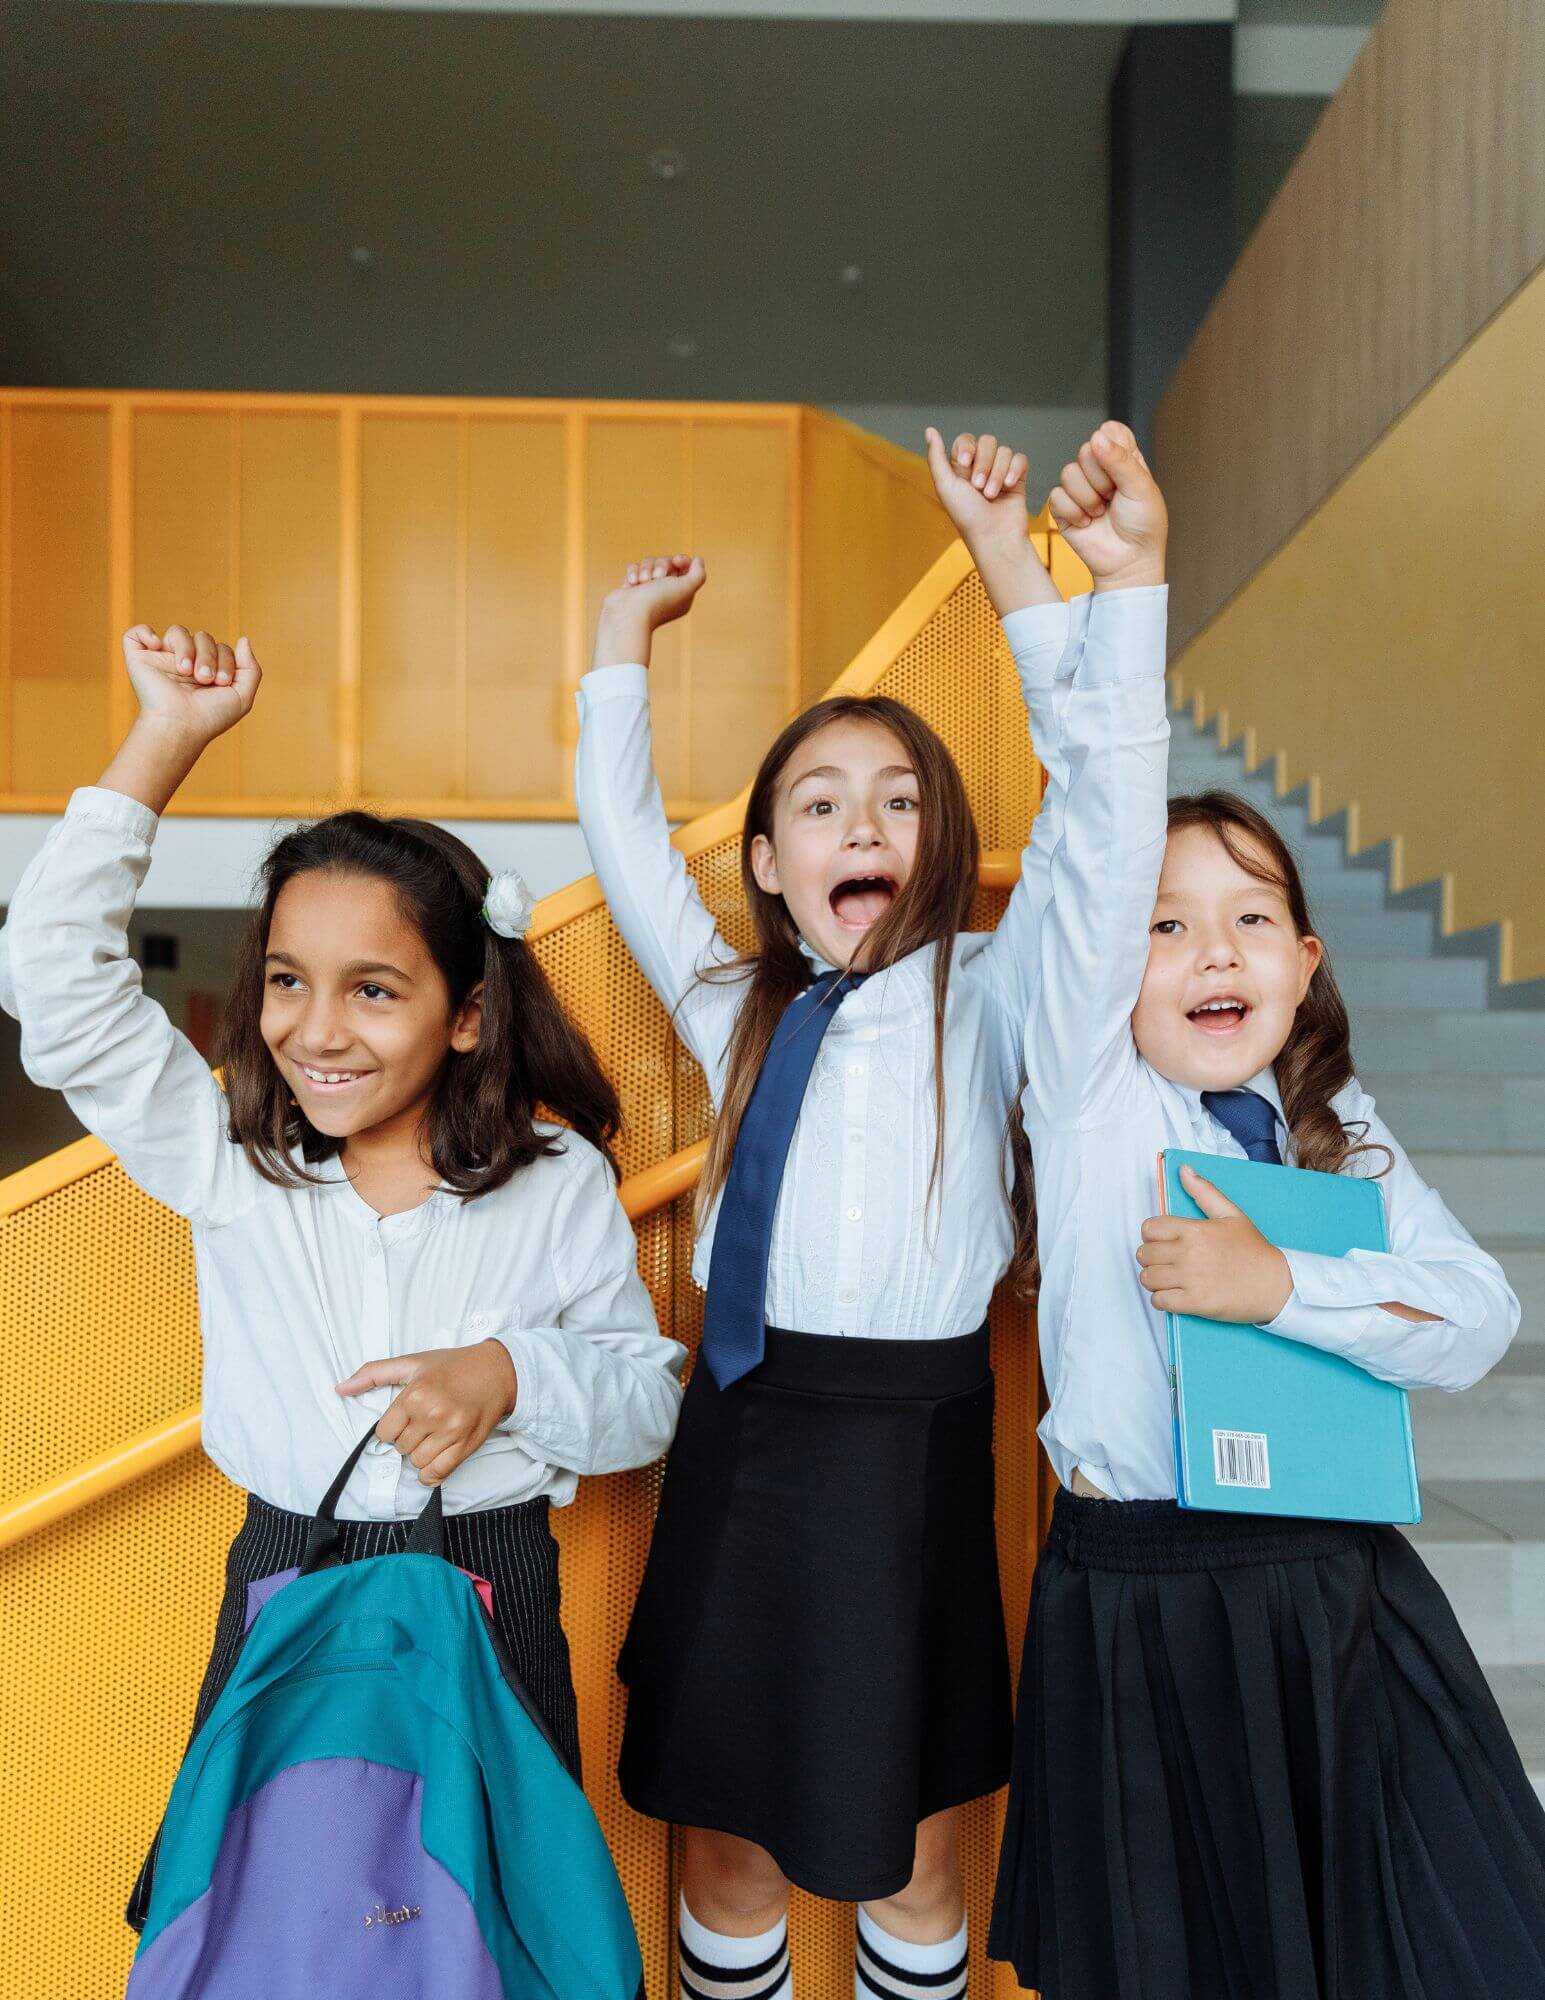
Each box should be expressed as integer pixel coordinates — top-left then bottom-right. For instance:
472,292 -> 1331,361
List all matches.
1022,585 -> 1172,1127
1266,1086 -> 1521,1391
575,662 -> 744,1105
974,595 -> 1083,1026
0,786 -> 252,1225
492,1140 -> 687,1475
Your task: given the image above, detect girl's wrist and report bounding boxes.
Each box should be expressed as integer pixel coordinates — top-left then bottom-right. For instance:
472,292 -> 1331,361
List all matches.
98,716 -> 207,816
1092,556 -> 1166,594
591,604 -> 653,672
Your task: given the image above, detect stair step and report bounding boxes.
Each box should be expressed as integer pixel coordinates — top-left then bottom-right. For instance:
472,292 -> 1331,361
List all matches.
1405,1482 -> 1545,1666
1408,1153 -> 1545,1241
1482,1246 -> 1545,1341
1353,1010 -> 1545,1076
1299,865 -> 1389,909
1315,908 -> 1436,958
1333,956 -> 1489,1010
1360,1075 -> 1545,1152
1409,1349 -> 1545,1480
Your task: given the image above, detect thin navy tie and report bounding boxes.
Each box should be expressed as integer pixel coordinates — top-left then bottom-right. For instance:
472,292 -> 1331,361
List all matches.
1201,1087 -> 1283,1166
701,968 -> 864,1389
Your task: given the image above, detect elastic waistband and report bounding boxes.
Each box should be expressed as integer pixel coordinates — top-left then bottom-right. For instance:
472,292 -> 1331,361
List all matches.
1047,1487 -> 1378,1574
752,1324 -> 991,1400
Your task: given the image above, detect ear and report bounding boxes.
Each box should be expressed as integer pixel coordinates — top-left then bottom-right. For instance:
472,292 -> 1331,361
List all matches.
749,831 -> 781,897
450,978 -> 484,1054
1295,932 -> 1323,1004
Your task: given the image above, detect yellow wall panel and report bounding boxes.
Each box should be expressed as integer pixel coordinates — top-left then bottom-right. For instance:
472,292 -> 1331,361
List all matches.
133,410 -> 240,803
686,421 -> 792,804
359,413 -> 462,800
6,407 -> 113,796
235,412 -> 342,804
585,419 -> 692,804
1172,259 -> 1545,984
465,415 -> 569,806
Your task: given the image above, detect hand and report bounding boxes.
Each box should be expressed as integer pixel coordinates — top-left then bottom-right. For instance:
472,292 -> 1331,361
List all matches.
336,1339 -> 518,1487
122,623 -> 262,750
593,554 -> 707,669
1137,1165 -> 1293,1324
1047,421 -> 1167,592
924,428 -> 1058,617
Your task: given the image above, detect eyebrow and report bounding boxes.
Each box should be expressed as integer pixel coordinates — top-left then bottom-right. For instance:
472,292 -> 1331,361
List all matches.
264,951 -> 415,983
787,762 -> 917,786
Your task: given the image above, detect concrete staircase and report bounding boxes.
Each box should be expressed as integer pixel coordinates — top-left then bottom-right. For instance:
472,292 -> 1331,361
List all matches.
1168,708 -> 1545,1801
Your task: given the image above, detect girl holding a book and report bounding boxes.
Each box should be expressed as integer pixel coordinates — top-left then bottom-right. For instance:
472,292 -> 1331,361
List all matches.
988,428 -> 1545,1998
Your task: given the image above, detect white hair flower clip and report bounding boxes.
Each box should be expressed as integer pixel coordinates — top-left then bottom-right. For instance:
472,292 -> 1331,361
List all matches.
481,868 -> 536,941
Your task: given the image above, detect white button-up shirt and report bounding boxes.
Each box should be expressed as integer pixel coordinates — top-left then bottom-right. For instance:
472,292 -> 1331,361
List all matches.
1020,593 -> 1520,1501
573,588 -> 1165,1342
0,786 -> 686,1519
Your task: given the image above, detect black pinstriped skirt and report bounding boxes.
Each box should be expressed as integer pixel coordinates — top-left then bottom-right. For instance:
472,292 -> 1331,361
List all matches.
126,1489 -> 579,1933
990,1490 -> 1545,1999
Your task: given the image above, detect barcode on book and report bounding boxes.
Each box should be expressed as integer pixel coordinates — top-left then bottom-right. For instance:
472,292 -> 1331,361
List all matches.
1212,1429 -> 1271,1489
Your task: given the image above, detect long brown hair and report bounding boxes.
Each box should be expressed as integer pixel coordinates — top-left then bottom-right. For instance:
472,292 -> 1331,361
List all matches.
217,812 -> 622,1194
1165,791 -> 1383,1175
693,694 -> 1037,1290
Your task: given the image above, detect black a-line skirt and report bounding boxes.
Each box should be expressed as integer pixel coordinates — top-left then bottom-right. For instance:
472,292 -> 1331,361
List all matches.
990,1488 -> 1545,1999
617,1325 -> 1013,1902
127,1489 -> 579,1933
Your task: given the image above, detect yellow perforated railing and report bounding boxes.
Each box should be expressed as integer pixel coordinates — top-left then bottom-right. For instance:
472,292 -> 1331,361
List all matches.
0,530 -> 1085,1998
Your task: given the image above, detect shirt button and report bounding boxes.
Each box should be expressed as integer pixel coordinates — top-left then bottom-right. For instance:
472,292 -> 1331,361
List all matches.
367,1237 -> 381,1258
848,1063 -> 865,1077
846,1205 -> 862,1221
838,1286 -> 858,1304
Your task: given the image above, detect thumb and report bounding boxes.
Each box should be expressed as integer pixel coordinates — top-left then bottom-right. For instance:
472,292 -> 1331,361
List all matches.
336,1356 -> 418,1397
1090,424 -> 1154,499
923,426 -> 954,496
1180,1164 -> 1242,1220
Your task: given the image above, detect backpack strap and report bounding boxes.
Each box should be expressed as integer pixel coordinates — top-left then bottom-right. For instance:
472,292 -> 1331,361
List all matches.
301,1428 -> 448,1573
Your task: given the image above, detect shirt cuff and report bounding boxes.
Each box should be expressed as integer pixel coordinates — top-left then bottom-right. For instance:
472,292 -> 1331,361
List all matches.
577,661 -> 650,707
67,784 -> 161,847
1077,583 -> 1169,691
1267,1247 -> 1453,1353
1001,597 -> 1082,691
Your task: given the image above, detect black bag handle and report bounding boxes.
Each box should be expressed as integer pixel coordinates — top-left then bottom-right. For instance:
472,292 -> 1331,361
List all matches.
300,1427 -> 448,1575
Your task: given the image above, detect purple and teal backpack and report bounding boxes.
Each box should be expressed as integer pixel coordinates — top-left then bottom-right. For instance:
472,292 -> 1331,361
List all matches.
127,1436 -> 645,1999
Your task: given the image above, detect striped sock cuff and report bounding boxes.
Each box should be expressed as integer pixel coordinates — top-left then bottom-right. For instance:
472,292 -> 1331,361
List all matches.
855,1909 -> 967,2000
679,1899 -> 792,2000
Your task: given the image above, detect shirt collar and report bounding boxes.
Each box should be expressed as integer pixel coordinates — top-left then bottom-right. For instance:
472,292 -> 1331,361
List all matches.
1175,1064 -> 1287,1133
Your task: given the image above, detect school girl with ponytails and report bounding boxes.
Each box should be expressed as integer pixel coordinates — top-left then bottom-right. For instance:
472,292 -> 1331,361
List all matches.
575,422 -> 1169,2000
989,428 -> 1545,1998
0,616 -> 685,1931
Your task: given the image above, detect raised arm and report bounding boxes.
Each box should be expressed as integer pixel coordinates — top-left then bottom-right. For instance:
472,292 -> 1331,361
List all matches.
575,557 -> 744,1101
1022,426 -> 1172,1127
0,625 -> 263,1222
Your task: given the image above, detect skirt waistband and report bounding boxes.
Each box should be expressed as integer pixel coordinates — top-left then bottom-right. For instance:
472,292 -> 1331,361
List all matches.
244,1489 -> 551,1535
1047,1487 -> 1378,1573
754,1324 -> 990,1400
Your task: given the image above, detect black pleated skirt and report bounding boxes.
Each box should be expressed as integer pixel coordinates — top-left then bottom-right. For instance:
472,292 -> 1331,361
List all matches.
990,1489 -> 1545,1999
127,1489 -> 579,1933
618,1325 -> 1012,1902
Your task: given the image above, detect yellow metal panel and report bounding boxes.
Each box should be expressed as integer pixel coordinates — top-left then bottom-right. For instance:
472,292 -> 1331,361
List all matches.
7,405 -> 113,795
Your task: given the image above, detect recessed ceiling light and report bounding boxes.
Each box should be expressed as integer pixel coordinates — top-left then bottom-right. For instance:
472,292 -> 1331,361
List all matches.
840,264 -> 864,286
649,149 -> 686,182
667,335 -> 699,360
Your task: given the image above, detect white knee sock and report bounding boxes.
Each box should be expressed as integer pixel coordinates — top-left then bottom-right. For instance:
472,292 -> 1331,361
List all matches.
680,1895 -> 793,2000
855,1906 -> 968,2000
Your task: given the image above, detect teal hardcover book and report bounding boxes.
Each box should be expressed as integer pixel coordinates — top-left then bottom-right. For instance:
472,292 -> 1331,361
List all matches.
1160,1149 -> 1421,1524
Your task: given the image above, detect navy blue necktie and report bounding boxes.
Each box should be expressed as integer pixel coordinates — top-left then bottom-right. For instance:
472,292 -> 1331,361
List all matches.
701,969 -> 864,1389
1201,1087 -> 1283,1165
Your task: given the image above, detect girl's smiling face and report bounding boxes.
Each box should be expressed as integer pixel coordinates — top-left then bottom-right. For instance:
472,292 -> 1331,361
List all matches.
1133,821 -> 1322,1090
747,716 -> 922,970
260,870 -> 483,1144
